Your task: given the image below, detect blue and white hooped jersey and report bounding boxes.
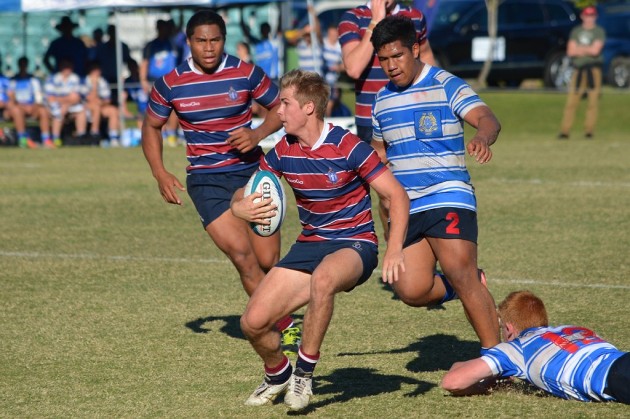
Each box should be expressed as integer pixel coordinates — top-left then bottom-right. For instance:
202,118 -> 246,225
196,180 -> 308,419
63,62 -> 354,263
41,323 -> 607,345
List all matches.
261,123 -> 386,244
82,75 -> 111,101
9,75 -> 44,105
372,65 -> 484,214
482,325 -> 626,402
0,75 -> 10,103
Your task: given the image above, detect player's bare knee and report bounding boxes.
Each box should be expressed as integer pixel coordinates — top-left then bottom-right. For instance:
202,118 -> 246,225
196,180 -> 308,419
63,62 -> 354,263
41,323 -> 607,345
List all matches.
241,310 -> 270,339
310,274 -> 337,300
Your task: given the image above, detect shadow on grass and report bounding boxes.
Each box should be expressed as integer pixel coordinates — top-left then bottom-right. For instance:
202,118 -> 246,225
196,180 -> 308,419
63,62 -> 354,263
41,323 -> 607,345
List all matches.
287,367 -> 434,415
337,333 -> 480,373
185,315 -> 245,339
184,314 -> 304,341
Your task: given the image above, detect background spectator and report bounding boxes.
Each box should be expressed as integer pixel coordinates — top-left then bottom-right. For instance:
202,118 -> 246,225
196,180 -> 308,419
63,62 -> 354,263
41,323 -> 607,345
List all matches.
82,61 -> 121,147
43,16 -> 88,77
240,11 -> 280,82
45,58 -> 87,146
7,56 -> 52,148
95,24 -> 132,106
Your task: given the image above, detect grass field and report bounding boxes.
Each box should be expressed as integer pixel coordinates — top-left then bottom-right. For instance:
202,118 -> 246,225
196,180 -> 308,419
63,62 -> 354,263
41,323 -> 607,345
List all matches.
1,91 -> 629,418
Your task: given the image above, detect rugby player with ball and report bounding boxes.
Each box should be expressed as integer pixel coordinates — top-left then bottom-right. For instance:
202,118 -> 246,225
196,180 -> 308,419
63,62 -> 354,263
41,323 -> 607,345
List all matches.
231,69 -> 409,411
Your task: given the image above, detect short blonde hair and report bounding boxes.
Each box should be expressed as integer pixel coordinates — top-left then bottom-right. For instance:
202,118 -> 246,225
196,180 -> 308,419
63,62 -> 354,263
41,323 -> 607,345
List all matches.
280,69 -> 330,120
498,290 -> 549,332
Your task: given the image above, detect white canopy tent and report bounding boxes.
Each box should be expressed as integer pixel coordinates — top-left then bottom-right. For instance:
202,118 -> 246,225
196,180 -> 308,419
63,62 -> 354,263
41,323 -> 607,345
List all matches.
0,0 -> 356,144
1,0 -> 290,144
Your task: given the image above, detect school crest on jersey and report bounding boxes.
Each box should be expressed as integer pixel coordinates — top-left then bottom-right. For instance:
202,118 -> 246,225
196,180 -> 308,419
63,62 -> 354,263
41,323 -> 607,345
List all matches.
414,110 -> 443,139
227,86 -> 239,102
326,167 -> 338,185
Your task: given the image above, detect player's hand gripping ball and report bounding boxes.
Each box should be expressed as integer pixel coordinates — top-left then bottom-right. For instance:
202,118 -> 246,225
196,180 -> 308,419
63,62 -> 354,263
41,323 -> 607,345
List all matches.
244,170 -> 286,237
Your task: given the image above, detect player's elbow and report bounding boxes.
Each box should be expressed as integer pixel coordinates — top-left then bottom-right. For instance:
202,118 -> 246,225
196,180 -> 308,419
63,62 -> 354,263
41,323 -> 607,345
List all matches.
344,64 -> 364,80
440,373 -> 468,395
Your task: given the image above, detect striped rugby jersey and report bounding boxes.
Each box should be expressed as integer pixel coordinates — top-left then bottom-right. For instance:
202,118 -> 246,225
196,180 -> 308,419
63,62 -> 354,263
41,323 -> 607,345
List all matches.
148,55 -> 280,174
9,75 -> 43,105
372,65 -> 485,214
483,325 -> 626,402
338,3 -> 428,127
261,123 -> 386,244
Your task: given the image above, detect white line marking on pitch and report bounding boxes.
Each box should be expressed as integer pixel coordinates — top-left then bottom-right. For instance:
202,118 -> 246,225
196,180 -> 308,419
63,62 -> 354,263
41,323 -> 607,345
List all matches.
0,251 -> 228,264
3,251 -> 629,291
372,269 -> 630,290
488,178 -> 630,189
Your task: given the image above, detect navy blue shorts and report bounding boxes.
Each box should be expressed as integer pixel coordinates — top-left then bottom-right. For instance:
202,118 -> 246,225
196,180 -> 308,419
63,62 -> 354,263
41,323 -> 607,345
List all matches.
605,352 -> 630,404
187,167 -> 257,229
403,207 -> 478,248
276,240 -> 378,292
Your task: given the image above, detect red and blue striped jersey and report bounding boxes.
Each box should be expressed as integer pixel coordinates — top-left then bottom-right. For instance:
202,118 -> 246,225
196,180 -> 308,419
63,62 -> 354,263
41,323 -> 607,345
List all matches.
338,4 -> 428,127
261,124 -> 386,244
147,55 -> 280,174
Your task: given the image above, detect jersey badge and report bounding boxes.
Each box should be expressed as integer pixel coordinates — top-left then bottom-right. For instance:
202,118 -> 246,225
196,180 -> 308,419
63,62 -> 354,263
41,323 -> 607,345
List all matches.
418,112 -> 438,135
326,167 -> 338,185
415,109 -> 442,138
227,86 -> 239,102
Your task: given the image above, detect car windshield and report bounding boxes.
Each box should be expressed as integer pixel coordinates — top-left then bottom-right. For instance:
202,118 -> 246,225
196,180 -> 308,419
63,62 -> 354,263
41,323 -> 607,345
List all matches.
431,1 -> 475,31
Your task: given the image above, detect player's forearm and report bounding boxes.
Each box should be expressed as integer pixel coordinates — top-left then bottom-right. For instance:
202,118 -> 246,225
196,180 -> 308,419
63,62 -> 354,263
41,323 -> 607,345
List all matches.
385,188 -> 409,251
253,104 -> 283,141
141,122 -> 167,177
473,109 -> 501,147
342,40 -> 376,79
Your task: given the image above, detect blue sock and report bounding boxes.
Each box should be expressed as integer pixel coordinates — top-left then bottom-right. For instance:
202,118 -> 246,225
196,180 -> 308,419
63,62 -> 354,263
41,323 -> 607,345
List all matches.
438,272 -> 458,303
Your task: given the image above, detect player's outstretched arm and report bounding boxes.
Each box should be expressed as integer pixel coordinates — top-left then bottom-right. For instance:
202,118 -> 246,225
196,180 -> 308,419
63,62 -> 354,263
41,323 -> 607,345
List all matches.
369,169 -> 409,284
464,106 -> 501,164
227,104 -> 283,153
441,358 -> 496,396
142,113 -> 185,205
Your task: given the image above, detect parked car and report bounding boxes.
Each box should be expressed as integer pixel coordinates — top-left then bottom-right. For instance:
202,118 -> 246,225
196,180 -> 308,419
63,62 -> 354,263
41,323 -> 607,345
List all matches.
428,0 -> 579,87
598,2 -> 630,88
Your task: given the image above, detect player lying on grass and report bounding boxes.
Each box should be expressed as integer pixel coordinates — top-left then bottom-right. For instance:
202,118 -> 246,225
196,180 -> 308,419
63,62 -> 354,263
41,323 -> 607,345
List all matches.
441,290 -> 630,404
231,69 -> 409,411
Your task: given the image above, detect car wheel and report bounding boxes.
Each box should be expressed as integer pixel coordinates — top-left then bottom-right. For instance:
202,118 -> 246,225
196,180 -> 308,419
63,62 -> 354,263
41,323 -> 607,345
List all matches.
544,51 -> 572,89
608,57 -> 630,88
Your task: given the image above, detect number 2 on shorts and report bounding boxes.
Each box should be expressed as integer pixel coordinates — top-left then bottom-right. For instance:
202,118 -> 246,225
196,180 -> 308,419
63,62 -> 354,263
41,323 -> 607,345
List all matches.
445,212 -> 460,234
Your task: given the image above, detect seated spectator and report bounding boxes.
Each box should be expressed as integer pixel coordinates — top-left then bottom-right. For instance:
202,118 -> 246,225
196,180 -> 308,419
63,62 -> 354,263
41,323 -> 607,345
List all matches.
82,61 -> 121,147
44,58 -> 87,146
7,56 -> 53,148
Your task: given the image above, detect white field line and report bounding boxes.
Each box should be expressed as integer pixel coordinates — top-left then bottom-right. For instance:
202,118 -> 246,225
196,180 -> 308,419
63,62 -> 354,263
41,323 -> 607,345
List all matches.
0,250 -> 228,265
2,250 -> 629,290
487,178 -> 630,189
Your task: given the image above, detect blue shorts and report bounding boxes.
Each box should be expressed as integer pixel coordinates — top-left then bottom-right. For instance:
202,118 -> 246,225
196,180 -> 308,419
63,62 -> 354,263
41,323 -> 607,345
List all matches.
403,207 -> 478,248
186,167 -> 257,229
276,240 -> 378,292
605,352 -> 630,404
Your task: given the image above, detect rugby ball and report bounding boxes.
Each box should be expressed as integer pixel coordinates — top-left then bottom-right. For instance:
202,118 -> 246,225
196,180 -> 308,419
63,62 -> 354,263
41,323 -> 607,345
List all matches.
243,170 -> 286,237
